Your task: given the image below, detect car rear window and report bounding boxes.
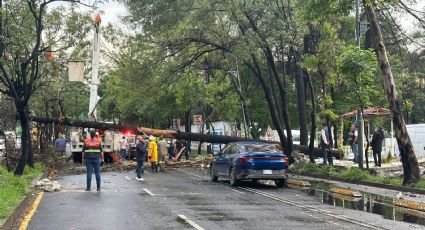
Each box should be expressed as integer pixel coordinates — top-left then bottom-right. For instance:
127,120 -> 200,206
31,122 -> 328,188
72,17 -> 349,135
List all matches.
242,144 -> 280,153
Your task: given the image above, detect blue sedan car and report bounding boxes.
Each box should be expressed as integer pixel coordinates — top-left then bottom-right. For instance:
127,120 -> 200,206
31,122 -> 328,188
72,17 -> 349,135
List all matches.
209,141 -> 289,187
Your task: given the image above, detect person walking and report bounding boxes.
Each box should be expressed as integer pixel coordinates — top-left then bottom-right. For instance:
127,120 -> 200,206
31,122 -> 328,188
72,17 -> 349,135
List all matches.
349,124 -> 359,163
371,127 -> 385,167
135,136 -> 147,181
320,122 -> 333,165
54,133 -> 66,164
82,130 -> 104,192
148,135 -> 158,172
119,136 -> 128,160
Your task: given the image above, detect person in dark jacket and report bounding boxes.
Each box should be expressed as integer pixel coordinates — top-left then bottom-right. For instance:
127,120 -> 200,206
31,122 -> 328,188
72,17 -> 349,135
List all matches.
135,136 -> 147,181
320,122 -> 332,165
371,127 -> 385,167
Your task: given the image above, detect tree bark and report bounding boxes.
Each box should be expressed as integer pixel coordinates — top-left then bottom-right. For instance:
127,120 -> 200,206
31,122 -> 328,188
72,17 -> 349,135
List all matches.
305,70 -> 317,163
14,105 -> 33,175
363,2 -> 420,184
295,66 -> 308,145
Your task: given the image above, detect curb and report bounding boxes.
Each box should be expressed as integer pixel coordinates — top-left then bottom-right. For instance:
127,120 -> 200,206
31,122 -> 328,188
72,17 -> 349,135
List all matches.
329,187 -> 363,197
393,199 -> 425,211
293,172 -> 425,195
287,178 -> 311,187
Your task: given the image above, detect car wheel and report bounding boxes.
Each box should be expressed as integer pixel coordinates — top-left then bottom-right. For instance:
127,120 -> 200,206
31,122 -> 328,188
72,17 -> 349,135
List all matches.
229,167 -> 238,187
210,164 -> 218,182
275,179 -> 286,188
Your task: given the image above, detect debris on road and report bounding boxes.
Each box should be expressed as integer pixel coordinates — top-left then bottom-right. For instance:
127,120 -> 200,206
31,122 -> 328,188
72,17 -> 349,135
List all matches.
35,178 -> 62,192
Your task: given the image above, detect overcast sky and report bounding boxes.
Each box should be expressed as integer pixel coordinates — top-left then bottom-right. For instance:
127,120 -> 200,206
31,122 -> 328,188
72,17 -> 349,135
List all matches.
51,1 -> 424,43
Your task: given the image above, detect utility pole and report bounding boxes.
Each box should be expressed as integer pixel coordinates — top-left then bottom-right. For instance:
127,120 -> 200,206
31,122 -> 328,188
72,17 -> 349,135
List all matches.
88,14 -> 101,120
236,64 -> 249,138
355,0 -> 361,47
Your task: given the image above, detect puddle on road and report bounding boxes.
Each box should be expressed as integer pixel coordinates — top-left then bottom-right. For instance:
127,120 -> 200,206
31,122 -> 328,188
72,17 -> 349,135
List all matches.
292,182 -> 425,227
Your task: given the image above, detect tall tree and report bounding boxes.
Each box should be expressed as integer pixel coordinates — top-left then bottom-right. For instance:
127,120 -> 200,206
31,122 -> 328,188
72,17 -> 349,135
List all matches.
363,0 -> 420,184
0,1 -> 91,175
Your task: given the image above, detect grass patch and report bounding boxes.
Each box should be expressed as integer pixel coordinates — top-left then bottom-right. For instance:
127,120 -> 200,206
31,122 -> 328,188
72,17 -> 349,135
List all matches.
290,163 -> 413,188
0,163 -> 43,221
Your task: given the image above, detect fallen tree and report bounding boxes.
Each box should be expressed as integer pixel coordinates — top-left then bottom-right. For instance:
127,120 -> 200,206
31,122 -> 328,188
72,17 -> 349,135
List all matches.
31,116 -> 340,158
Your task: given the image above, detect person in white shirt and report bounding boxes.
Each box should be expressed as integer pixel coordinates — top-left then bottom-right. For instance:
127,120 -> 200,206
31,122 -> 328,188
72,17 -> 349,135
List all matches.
119,136 -> 128,160
320,122 -> 333,165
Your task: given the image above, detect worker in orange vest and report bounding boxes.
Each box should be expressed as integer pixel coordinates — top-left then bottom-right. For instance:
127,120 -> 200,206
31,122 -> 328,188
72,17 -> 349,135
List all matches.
82,130 -> 104,191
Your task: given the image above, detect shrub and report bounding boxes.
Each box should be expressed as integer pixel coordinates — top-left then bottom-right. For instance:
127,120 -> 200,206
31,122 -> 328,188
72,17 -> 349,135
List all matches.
339,167 -> 370,181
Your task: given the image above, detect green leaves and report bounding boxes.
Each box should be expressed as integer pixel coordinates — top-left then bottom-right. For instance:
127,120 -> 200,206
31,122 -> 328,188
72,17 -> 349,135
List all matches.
338,45 -> 384,109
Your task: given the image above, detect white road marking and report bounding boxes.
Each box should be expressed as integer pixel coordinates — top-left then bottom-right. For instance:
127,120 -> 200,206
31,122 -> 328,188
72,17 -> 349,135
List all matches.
177,214 -> 206,230
125,176 -> 131,180
239,187 -> 388,230
225,187 -> 245,194
143,188 -> 156,196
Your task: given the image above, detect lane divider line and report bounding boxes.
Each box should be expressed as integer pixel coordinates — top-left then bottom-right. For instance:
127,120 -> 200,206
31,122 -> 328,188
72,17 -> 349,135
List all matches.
143,188 -> 156,196
238,187 -> 388,230
177,214 -> 206,230
19,192 -> 44,230
225,187 -> 245,194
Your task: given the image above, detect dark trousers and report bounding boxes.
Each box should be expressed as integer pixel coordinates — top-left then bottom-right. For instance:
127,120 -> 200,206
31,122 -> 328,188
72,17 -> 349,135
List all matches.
322,144 -> 333,165
86,158 -> 101,189
120,149 -> 127,160
151,162 -> 158,172
373,150 -> 382,166
136,160 -> 144,178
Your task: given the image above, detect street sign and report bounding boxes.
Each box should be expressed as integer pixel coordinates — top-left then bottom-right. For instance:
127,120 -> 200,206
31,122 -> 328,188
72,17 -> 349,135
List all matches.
360,21 -> 369,34
193,115 -> 203,125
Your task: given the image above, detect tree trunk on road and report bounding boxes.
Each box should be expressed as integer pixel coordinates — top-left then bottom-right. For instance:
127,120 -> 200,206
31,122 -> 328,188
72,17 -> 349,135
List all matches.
31,116 -> 340,159
363,2 -> 420,184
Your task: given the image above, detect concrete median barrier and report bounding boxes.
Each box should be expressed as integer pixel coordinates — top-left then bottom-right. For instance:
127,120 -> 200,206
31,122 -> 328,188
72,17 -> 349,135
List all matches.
287,178 -> 311,187
393,199 -> 425,211
329,187 -> 362,197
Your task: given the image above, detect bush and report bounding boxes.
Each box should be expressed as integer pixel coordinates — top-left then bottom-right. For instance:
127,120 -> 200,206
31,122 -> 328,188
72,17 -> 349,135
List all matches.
339,167 -> 370,181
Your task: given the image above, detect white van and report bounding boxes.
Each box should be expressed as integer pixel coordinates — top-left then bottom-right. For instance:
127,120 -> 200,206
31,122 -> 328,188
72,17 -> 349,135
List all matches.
406,124 -> 425,157
390,124 -> 425,158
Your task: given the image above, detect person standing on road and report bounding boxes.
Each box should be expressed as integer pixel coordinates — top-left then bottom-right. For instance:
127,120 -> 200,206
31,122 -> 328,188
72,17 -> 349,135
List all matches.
320,122 -> 333,165
148,135 -> 158,172
371,127 -> 385,167
167,139 -> 175,160
349,124 -> 359,163
157,136 -> 168,163
135,136 -> 147,181
119,136 -> 127,160
54,134 -> 66,164
82,130 -> 104,191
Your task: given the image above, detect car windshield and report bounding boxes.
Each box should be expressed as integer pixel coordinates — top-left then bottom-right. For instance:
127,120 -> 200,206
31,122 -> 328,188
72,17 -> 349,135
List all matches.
241,144 -> 280,153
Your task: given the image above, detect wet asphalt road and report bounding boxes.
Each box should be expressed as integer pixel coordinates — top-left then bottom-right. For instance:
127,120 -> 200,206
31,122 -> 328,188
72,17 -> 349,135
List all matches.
27,167 -> 424,230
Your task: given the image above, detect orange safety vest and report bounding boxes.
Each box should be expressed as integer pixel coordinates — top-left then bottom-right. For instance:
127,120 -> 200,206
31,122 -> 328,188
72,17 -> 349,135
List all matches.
84,137 -> 102,153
